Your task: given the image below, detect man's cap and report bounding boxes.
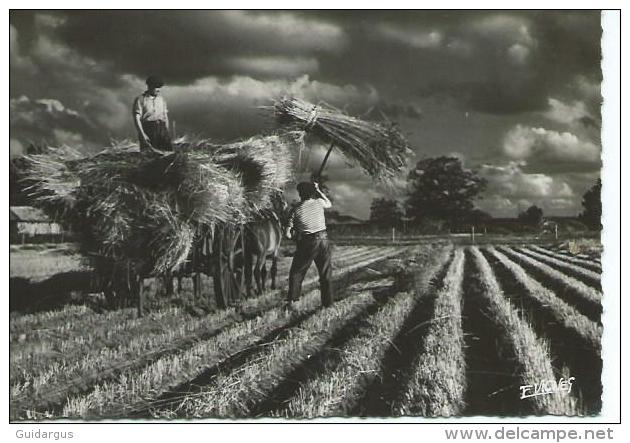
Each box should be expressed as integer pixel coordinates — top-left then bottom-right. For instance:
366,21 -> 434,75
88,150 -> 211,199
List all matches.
146,75 -> 164,88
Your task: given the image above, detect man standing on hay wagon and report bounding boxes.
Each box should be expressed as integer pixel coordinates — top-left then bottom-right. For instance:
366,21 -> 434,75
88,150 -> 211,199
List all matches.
132,75 -> 173,152
285,181 -> 334,309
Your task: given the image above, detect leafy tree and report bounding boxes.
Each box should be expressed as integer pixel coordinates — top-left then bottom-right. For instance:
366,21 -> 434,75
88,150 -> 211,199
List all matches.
405,156 -> 487,225
518,205 -> 544,227
369,198 -> 403,227
579,179 -> 602,231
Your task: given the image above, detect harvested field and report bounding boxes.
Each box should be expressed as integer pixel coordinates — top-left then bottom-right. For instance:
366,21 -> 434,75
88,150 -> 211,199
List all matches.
10,241 -> 603,419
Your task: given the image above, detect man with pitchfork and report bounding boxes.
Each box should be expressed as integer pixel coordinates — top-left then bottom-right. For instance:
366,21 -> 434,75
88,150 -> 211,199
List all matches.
132,75 -> 173,153
285,181 -> 335,310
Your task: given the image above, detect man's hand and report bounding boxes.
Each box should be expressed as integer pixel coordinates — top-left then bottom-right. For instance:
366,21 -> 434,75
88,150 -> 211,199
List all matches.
140,133 -> 153,147
139,133 -> 162,154
284,226 -> 294,240
313,181 -> 332,209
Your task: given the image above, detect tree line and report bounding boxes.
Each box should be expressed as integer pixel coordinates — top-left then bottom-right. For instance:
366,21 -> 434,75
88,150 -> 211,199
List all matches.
369,156 -> 602,232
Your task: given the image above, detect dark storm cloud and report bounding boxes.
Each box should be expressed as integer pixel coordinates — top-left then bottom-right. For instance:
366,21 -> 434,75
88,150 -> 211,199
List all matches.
302,10 -> 601,114
8,10 -> 603,218
52,11 -> 347,83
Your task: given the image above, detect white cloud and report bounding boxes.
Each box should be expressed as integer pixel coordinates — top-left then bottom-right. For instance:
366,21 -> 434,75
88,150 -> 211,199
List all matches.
376,24 -> 443,49
327,182 -> 379,220
163,74 -> 380,140
470,14 -> 534,47
477,161 -> 578,217
167,74 -> 379,109
225,56 -> 319,77
544,98 -> 591,126
215,11 -> 347,53
507,43 -> 530,65
480,162 -> 574,199
467,14 -> 536,66
502,124 -> 600,170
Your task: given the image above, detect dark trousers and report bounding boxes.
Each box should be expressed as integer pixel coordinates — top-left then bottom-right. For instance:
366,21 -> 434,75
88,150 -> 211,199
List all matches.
288,230 -> 334,306
141,120 -> 172,151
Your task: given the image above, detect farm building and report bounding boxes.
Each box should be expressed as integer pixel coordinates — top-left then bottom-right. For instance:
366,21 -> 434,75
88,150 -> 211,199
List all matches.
9,206 -> 65,244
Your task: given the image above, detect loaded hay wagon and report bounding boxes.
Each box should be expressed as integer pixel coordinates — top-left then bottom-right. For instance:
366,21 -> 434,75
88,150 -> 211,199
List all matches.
21,97 -> 411,316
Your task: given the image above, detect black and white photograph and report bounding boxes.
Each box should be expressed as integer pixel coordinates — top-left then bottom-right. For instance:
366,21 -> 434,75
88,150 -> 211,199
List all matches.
7,7 -> 621,428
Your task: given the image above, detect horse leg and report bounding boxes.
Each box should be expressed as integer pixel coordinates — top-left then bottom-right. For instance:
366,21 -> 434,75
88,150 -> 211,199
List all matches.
270,254 -> 278,290
253,254 -> 264,295
245,254 -> 254,298
261,261 -> 267,293
164,272 -> 174,298
193,273 -> 201,298
176,274 -> 183,295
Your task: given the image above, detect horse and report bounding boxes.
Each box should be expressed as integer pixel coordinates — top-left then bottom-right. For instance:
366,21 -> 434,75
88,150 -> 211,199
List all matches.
244,197 -> 287,298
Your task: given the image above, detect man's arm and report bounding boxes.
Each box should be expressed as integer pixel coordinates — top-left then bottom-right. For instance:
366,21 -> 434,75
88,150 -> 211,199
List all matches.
132,97 -> 152,149
314,182 -> 332,209
163,99 -> 170,133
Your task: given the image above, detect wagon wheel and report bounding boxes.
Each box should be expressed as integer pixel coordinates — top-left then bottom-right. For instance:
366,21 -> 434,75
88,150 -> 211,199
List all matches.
213,224 -> 245,309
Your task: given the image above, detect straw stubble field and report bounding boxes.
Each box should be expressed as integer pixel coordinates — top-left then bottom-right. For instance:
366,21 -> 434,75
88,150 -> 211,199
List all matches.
10,241 -> 603,420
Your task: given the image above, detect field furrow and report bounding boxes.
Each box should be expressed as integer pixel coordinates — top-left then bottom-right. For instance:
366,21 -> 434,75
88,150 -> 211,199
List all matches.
9,238 -> 605,420
530,246 -> 602,272
484,247 -> 602,413
516,247 -> 601,288
487,248 -> 601,350
10,247 -> 407,419
272,246 -> 453,418
61,277 -> 384,418
151,285 -> 391,418
397,248 -> 466,417
10,307 -> 187,385
10,246 -> 373,342
352,249 -> 454,416
469,247 -> 579,415
545,248 -> 601,265
10,305 -> 109,336
10,247 -> 388,385
497,246 -> 602,319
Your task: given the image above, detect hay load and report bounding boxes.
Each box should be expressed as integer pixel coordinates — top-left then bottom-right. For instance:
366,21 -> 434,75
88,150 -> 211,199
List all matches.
22,145 -> 83,212
274,97 -> 412,180
212,134 -> 295,214
22,136 -> 296,275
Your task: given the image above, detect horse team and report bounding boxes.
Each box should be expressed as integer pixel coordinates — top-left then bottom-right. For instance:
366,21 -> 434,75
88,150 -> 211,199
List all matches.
162,195 -> 288,303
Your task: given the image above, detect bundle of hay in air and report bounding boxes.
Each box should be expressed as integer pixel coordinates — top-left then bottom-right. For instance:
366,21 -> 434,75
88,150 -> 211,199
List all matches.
274,97 -> 412,179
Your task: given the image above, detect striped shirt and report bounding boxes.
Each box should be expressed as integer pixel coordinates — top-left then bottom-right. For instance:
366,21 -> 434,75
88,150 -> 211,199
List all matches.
288,198 -> 329,234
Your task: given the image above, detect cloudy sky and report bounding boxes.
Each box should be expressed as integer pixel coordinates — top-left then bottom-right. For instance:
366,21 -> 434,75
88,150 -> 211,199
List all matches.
9,10 -> 602,219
